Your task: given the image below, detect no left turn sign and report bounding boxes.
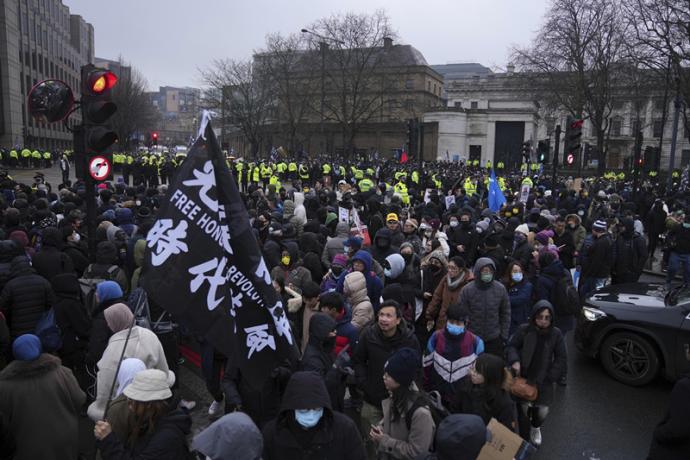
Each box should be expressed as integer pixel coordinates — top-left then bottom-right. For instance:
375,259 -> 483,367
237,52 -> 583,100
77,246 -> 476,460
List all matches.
89,155 -> 111,181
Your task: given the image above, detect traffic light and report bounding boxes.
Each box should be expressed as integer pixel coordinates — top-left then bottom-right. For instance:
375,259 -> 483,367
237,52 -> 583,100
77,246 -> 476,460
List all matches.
152,132 -> 159,146
537,140 -> 549,163
521,141 -> 531,163
406,119 -> 417,154
564,116 -> 583,166
81,65 -> 118,153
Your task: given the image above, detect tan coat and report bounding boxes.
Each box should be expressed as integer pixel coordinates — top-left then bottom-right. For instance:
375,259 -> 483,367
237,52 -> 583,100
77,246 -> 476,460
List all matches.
344,271 -> 374,330
426,269 -> 474,330
377,384 -> 435,460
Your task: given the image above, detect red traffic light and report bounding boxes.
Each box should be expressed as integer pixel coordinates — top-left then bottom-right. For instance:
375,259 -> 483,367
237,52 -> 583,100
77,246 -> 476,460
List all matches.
87,71 -> 117,95
570,119 -> 584,129
152,132 -> 158,139
567,154 -> 575,165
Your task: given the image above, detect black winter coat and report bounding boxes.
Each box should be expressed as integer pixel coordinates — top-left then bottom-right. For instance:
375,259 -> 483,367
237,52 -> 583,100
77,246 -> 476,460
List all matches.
581,233 -> 613,278
0,256 -> 53,340
31,246 -> 74,283
262,371 -> 366,460
352,321 -> 420,408
299,314 -> 345,412
613,233 -> 648,279
51,273 -> 90,365
506,302 -> 567,390
98,407 -> 193,460
62,242 -> 89,277
647,373 -> 690,460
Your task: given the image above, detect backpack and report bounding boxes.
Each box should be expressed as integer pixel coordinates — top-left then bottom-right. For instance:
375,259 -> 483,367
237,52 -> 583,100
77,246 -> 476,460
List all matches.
35,307 -> 62,352
405,390 -> 449,431
79,264 -> 120,315
128,287 -> 174,334
548,270 -> 581,315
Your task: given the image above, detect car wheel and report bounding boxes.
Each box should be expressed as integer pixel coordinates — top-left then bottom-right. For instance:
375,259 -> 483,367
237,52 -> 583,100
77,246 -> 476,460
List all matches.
600,332 -> 660,386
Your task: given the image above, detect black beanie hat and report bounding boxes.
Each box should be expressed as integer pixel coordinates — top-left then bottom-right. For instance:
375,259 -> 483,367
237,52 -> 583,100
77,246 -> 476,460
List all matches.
446,303 -> 469,322
384,347 -> 420,387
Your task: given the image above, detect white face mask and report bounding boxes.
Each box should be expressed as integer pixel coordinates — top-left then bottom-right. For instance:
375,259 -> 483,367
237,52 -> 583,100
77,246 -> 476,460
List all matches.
450,220 -> 459,227
72,232 -> 81,242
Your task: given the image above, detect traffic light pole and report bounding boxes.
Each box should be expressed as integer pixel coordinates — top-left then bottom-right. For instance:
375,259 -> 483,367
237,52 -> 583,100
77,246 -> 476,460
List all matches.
633,130 -> 643,201
73,125 -> 97,261
552,125 -> 561,184
668,94 -> 681,192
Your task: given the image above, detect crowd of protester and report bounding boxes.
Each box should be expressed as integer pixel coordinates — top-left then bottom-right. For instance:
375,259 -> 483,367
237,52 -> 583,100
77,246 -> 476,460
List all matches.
0,154 -> 688,460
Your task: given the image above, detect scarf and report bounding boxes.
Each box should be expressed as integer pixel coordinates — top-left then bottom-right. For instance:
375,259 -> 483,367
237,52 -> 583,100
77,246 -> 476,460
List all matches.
446,270 -> 466,290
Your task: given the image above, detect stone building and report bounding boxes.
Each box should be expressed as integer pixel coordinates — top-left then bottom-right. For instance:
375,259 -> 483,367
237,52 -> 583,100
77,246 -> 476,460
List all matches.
0,0 -> 94,151
425,63 -> 690,171
148,86 -> 201,146
225,38 -> 444,158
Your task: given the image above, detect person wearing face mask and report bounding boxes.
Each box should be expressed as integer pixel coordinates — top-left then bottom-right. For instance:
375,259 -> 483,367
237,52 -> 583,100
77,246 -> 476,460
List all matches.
565,213 -> 586,255
270,246 -> 312,294
457,258 -> 511,357
611,217 -> 648,285
506,300 -> 566,447
665,209 -> 690,286
425,255 -> 474,333
502,261 -> 533,336
371,228 -> 399,266
421,219 -> 450,258
299,313 -> 350,412
579,219 -> 613,298
510,224 -> 533,273
261,371 -> 366,460
423,303 -> 484,411
321,253 -> 348,293
60,224 -> 89,275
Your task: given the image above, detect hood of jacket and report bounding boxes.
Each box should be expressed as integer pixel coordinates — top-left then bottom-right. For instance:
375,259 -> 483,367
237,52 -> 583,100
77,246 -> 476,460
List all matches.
282,200 -> 295,219
472,257 -> 496,278
51,273 -> 81,298
374,228 -> 392,249
351,249 -> 372,273
106,225 -> 124,243
335,221 -> 350,238
115,207 -> 134,225
293,192 -> 305,207
542,259 -> 565,277
0,240 -> 22,263
385,253 -> 405,280
191,412 -> 263,460
10,255 -> 34,278
96,241 -> 118,264
0,353 -> 61,381
280,371 -> 332,412
566,213 -> 582,226
530,300 -> 555,328
344,270 -> 369,304
308,312 -> 336,345
299,232 -> 321,255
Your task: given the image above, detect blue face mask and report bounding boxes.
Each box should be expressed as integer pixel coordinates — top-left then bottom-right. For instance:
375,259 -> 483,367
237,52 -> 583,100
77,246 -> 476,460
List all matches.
295,408 -> 323,428
683,223 -> 690,229
343,245 -> 350,254
446,323 -> 465,336
384,268 -> 392,278
512,272 -> 523,283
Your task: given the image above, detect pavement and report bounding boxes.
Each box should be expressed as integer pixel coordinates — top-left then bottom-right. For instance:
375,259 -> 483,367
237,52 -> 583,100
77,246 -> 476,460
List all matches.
16,164 -> 674,458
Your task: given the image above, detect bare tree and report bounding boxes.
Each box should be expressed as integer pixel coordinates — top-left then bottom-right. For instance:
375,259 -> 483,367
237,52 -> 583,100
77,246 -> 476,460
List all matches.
199,59 -> 272,157
110,59 -> 159,151
512,0 -> 629,172
306,10 -> 398,156
256,33 -> 318,154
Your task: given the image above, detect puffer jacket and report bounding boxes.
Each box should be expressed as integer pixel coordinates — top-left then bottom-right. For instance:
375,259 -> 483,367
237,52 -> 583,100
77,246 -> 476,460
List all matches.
322,222 -> 350,268
343,271 -> 374,330
377,383 -> 435,460
282,200 -> 304,238
506,301 -> 567,388
458,257 -> 511,342
336,250 -> 383,311
352,320 -> 420,408
0,256 -> 53,340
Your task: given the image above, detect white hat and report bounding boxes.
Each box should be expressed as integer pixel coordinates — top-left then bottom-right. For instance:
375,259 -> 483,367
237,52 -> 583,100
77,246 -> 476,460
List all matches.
515,224 -> 530,235
123,369 -> 174,402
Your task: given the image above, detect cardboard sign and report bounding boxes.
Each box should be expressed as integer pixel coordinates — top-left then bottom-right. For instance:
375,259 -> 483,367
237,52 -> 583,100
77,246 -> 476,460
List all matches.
477,418 -> 536,460
444,195 -> 456,209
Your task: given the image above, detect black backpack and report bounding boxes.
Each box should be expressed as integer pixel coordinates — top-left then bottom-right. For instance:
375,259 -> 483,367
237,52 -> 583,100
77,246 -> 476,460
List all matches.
548,270 -> 581,315
404,390 -> 449,431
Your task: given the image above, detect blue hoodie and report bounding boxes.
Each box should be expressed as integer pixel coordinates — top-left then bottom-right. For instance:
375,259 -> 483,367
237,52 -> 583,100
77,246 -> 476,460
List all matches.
336,250 -> 383,311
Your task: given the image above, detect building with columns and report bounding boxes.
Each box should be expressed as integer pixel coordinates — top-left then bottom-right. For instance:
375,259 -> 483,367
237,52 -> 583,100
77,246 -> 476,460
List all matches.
425,63 -> 690,171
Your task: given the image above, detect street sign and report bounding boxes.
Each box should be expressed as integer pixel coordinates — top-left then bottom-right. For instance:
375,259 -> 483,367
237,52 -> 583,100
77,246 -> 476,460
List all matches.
88,155 -> 111,181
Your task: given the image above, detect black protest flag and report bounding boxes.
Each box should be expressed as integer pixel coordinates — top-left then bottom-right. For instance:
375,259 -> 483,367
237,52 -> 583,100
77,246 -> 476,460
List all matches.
142,114 -> 299,386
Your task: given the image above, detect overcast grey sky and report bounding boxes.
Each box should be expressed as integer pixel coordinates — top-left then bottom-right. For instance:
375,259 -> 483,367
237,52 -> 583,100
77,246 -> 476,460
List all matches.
63,0 -> 551,90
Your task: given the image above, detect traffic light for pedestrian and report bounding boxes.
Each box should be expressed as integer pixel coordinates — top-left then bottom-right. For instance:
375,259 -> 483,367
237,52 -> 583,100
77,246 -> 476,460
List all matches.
81,65 -> 118,152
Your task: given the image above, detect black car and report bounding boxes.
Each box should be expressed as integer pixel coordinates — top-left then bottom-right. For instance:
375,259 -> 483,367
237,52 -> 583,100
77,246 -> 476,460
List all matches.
575,282 -> 690,386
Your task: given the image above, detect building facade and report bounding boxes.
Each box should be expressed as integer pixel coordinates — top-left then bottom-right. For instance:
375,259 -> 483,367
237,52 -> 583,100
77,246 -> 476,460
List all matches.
425,63 -> 690,171
0,0 -> 94,151
225,38 -> 443,159
148,86 -> 201,147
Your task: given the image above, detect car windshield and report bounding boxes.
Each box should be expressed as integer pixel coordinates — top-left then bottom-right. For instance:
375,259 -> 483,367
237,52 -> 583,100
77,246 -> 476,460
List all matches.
665,285 -> 690,306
